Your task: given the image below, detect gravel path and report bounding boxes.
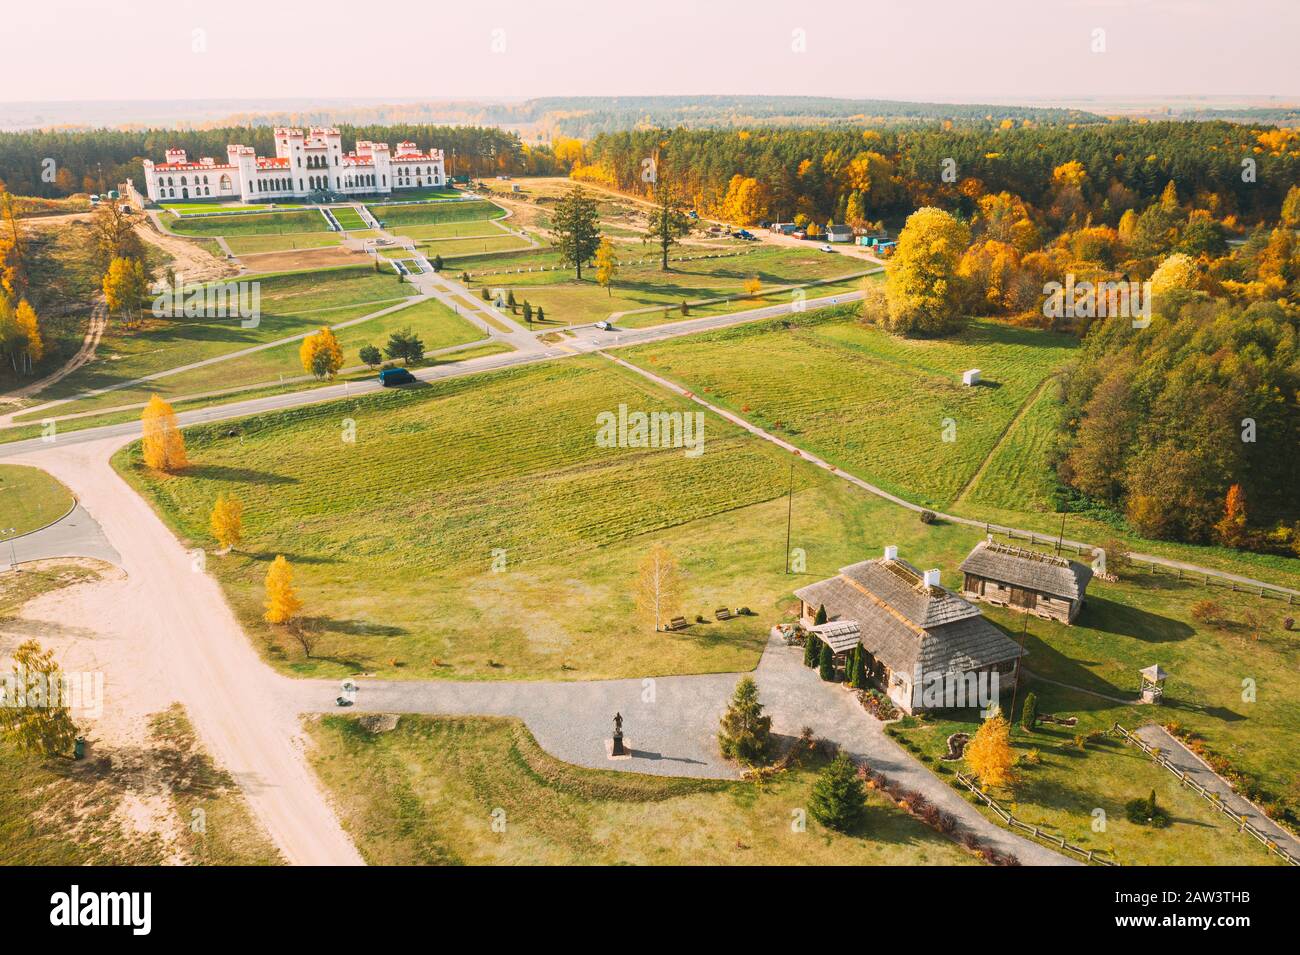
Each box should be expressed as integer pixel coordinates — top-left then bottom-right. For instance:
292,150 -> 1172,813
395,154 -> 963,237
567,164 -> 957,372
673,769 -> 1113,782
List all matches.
1134,724 -> 1300,860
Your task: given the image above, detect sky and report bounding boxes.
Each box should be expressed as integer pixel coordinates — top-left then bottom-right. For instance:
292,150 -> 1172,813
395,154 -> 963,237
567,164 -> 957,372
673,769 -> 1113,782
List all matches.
1,0 -> 1297,104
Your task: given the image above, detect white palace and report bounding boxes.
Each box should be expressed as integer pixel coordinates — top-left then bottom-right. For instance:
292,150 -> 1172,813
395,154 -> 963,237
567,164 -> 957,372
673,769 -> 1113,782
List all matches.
142,127 -> 446,203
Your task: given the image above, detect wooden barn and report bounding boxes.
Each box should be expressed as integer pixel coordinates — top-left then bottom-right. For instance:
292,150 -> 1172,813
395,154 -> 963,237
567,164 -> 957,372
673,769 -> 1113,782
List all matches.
959,538 -> 1092,624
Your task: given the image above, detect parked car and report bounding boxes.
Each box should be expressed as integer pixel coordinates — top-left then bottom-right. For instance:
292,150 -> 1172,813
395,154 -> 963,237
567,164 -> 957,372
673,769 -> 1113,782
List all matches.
819,244 -> 835,253
735,229 -> 756,241
792,230 -> 806,240
595,321 -> 613,331
378,368 -> 416,386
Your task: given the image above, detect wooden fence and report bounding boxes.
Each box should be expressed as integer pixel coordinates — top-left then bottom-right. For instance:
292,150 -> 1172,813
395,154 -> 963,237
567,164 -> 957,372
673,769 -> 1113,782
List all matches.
952,771 -> 1117,866
985,525 -> 1297,605
1111,723 -> 1299,866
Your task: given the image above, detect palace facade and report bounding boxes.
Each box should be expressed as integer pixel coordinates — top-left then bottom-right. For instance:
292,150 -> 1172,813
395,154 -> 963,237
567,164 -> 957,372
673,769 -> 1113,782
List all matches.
142,127 -> 445,203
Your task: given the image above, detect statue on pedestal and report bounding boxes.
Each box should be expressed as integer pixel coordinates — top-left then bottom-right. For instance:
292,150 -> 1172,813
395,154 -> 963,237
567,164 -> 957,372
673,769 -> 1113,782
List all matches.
611,712 -> 626,756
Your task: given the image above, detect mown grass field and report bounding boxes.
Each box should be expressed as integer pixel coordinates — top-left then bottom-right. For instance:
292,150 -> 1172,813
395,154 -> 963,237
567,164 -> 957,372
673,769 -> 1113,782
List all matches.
397,220 -> 512,240
14,266 -> 417,415
306,714 -> 979,866
458,246 -> 866,327
367,199 -> 506,226
166,210 -> 327,237
618,308 -> 1078,507
382,234 -> 532,259
957,377 -> 1065,512
162,203 -> 261,215
0,464 -> 75,536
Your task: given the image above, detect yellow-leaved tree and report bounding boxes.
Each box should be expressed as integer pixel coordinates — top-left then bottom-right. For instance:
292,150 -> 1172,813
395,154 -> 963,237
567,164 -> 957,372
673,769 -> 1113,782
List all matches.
965,709 -> 1015,788
102,256 -> 147,327
594,237 -> 619,297
263,555 -> 303,625
300,327 -> 344,380
13,299 -> 42,371
634,543 -> 682,633
884,207 -> 971,337
209,495 -> 244,553
140,394 -> 188,472
744,276 -> 762,299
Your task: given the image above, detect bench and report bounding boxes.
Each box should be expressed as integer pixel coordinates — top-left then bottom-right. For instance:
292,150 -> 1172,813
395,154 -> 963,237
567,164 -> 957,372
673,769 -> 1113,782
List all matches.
715,607 -> 733,621
665,616 -> 690,632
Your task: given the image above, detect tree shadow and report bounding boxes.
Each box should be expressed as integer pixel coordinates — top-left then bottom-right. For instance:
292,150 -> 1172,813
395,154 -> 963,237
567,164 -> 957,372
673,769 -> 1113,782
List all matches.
247,551 -> 340,566
1079,595 -> 1194,643
183,464 -> 298,486
305,616 -> 408,637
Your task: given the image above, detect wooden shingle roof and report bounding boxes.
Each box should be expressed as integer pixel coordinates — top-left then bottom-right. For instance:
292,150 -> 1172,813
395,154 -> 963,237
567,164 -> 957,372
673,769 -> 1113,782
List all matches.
959,539 -> 1092,601
795,556 -> 1024,676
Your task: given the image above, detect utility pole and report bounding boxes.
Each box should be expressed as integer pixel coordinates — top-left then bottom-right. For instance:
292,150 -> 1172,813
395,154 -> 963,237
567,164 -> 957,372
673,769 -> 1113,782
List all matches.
784,461 -> 794,574
1056,511 -> 1066,556
1008,612 -> 1030,725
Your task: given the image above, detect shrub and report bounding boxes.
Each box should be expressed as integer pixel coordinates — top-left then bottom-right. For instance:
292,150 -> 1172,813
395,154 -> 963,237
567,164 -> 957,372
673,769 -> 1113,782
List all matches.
1191,599 -> 1224,624
808,754 -> 867,832
803,632 -> 821,668
919,509 -> 937,525
819,642 -> 836,682
1125,789 -> 1172,828
1020,692 -> 1038,732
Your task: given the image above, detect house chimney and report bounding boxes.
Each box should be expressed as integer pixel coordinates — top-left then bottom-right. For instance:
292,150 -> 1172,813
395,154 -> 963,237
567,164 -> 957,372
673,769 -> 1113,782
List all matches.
923,569 -> 941,589
883,545 -> 898,561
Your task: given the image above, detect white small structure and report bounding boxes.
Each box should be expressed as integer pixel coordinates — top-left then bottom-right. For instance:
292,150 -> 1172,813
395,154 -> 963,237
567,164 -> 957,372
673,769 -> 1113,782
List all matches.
962,368 -> 982,386
1139,664 -> 1168,704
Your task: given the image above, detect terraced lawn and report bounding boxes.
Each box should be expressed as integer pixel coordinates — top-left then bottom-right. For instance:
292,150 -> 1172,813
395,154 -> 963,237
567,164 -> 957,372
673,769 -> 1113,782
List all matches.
330,207 -> 369,231
383,234 -> 531,259
226,233 -> 341,255
0,464 -> 75,536
397,220 -> 512,240
618,308 -> 1078,508
14,266 -> 417,415
307,714 -> 980,866
166,210 -> 328,237
367,200 -> 506,227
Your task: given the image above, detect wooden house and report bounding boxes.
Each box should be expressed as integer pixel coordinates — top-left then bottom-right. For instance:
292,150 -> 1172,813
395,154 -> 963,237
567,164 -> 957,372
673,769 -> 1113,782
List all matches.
959,538 -> 1092,624
795,546 -> 1025,714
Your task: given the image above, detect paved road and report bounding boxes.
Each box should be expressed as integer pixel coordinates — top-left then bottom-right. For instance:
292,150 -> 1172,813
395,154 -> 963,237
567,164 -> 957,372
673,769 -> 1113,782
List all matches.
0,502 -> 120,567
288,631 -> 1074,865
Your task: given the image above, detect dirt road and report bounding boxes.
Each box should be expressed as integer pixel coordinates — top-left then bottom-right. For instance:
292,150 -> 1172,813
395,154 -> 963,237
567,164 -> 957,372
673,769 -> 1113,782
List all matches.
7,436 -> 364,866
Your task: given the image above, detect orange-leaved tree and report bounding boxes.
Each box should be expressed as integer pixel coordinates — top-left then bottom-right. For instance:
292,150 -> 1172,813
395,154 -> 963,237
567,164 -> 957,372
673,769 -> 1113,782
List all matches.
300,327 -> 344,380
141,394 -> 188,472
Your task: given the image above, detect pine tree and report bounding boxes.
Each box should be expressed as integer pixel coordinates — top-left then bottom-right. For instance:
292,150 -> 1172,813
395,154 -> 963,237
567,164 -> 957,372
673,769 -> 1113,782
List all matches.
850,645 -> 867,689
814,604 -> 828,625
819,641 -> 835,682
141,394 -> 188,472
717,676 -> 772,765
209,495 -> 243,552
552,184 -> 602,279
809,753 -> 866,832
1020,691 -> 1038,732
263,555 -> 304,625
803,632 -> 821,668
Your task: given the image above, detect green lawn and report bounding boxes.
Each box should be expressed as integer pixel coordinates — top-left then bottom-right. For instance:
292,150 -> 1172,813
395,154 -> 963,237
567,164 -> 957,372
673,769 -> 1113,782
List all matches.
166,210 -> 328,237
458,246 -> 867,327
957,377 -> 1065,513
0,464 -> 75,536
225,233 -> 342,255
330,207 -> 368,231
13,266 -> 417,416
396,220 -> 512,240
367,200 -> 506,227
383,235 -> 531,259
306,714 -> 979,866
163,203 -> 261,215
